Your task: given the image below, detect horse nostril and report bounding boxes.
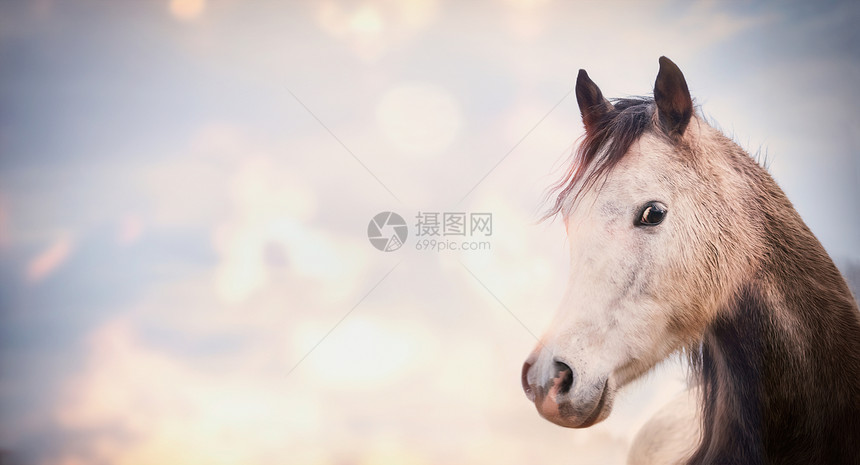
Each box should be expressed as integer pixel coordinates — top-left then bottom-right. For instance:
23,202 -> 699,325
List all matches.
553,360 -> 575,395
521,360 -> 535,401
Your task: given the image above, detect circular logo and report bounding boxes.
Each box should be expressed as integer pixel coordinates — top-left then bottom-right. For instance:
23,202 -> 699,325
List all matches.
367,211 -> 408,252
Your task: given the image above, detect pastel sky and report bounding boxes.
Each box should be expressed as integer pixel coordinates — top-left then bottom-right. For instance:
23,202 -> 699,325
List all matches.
1,1 -> 858,464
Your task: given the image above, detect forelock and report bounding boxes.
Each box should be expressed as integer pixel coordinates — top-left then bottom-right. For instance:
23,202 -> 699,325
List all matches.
544,97 -> 658,220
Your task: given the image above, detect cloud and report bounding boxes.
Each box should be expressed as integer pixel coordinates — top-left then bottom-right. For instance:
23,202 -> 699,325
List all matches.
26,233 -> 75,283
169,0 -> 207,22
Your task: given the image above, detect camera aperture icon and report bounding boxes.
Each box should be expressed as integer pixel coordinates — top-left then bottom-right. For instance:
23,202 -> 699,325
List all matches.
367,211 -> 408,252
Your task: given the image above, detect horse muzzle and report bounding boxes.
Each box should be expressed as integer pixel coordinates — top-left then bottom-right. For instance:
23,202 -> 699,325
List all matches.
521,357 -> 612,428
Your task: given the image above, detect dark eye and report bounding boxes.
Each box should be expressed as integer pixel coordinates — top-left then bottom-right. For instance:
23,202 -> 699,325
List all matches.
637,202 -> 667,226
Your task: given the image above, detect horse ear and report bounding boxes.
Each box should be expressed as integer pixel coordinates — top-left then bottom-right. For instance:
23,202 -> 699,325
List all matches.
653,56 -> 693,136
576,69 -> 612,133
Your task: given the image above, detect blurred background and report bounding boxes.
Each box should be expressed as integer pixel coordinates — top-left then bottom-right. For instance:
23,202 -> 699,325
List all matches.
1,0 -> 858,464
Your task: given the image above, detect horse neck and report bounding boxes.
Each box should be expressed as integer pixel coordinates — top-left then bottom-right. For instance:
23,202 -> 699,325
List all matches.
688,156 -> 860,464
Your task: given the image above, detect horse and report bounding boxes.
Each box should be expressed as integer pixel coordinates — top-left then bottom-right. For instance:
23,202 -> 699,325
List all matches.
520,56 -> 860,464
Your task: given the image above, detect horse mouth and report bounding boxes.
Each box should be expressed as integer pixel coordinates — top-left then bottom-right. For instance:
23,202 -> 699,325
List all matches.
534,378 -> 611,429
577,379 -> 610,428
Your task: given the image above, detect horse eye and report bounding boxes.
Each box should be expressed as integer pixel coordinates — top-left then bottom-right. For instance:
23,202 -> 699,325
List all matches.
637,202 -> 667,226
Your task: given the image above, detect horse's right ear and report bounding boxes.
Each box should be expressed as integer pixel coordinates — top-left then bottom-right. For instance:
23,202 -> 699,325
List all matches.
576,69 -> 612,133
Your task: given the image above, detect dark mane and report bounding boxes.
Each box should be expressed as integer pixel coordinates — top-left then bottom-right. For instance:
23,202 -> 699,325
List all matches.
685,154 -> 860,464
543,97 -> 656,219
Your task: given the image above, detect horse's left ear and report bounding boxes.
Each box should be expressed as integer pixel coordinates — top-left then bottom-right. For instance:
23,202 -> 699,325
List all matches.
654,56 -> 693,136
